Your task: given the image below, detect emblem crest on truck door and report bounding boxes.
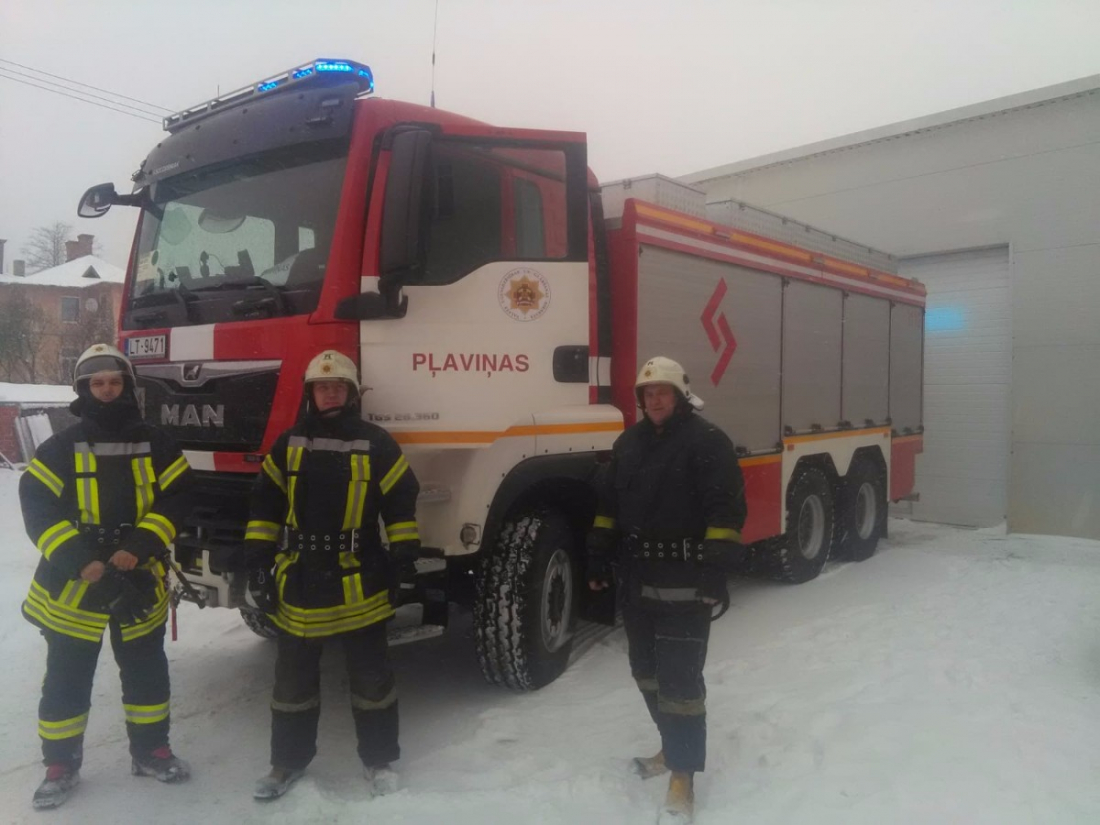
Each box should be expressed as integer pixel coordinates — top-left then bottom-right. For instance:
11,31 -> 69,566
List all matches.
498,267 -> 551,322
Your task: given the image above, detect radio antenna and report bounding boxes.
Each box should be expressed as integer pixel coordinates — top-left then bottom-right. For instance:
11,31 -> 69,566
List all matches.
430,0 -> 439,108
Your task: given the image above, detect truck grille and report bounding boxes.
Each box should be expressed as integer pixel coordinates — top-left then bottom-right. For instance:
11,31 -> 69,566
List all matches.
135,361 -> 280,452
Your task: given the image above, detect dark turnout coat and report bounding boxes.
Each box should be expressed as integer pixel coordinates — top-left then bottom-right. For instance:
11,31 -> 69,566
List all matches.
245,410 -> 420,639
592,406 -> 747,606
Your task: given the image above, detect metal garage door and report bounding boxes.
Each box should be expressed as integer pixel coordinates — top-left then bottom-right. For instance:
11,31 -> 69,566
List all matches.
898,247 -> 1011,527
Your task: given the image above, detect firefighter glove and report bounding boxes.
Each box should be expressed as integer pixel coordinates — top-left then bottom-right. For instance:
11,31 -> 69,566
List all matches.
96,566 -> 157,625
697,564 -> 730,606
388,541 -> 421,605
585,531 -> 615,587
699,538 -> 744,570
245,566 -> 277,614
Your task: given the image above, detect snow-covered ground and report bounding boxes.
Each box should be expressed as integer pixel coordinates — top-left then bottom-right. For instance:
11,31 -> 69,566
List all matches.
1,466 -> 1098,824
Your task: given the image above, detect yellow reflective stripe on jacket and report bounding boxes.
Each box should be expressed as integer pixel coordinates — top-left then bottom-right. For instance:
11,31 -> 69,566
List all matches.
158,455 -> 189,490
704,526 -> 742,542
37,520 -> 81,561
24,584 -> 109,642
29,580 -> 106,622
123,701 -> 170,725
74,443 -> 100,524
38,713 -> 90,741
274,552 -> 296,600
57,579 -> 89,609
593,515 -> 616,530
272,600 -> 395,639
245,520 -> 281,543
379,455 -> 409,495
341,454 -> 371,531
262,454 -> 287,495
285,445 -> 304,529
27,459 -> 64,497
342,572 -> 367,605
276,588 -> 390,624
385,521 -> 420,543
131,456 -> 155,520
118,602 -> 169,646
137,512 -> 177,547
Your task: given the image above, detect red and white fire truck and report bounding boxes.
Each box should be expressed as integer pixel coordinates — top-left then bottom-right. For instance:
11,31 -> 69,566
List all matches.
78,58 -> 924,690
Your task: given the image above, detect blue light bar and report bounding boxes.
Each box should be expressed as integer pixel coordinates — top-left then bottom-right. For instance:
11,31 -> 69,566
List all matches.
165,58 -> 375,132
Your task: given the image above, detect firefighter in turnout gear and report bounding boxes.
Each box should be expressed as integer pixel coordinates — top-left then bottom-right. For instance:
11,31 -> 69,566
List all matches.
587,356 -> 747,825
246,350 -> 420,801
20,344 -> 194,810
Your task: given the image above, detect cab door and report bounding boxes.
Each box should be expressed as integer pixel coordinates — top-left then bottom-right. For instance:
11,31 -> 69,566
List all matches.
356,125 -> 591,450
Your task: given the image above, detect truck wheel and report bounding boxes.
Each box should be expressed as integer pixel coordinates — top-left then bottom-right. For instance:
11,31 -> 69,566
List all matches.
776,466 -> 835,583
240,607 -> 279,639
835,459 -> 886,562
474,508 -> 577,691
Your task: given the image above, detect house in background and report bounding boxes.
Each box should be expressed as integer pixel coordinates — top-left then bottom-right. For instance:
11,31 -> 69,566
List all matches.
0,234 -> 125,384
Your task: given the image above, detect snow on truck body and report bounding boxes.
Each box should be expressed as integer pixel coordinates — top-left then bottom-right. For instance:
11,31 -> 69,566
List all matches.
82,58 -> 924,690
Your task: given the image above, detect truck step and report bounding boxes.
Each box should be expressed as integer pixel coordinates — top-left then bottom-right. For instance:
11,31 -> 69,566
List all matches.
387,623 -> 446,646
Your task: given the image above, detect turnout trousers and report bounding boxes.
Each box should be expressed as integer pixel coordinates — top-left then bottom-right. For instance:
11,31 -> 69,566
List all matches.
39,623 -> 171,767
623,603 -> 712,773
270,622 -> 399,770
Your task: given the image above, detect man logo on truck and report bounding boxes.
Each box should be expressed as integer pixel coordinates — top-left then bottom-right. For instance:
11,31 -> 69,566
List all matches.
161,404 -> 225,428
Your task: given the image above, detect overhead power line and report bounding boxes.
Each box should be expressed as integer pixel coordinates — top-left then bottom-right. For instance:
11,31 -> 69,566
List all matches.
0,70 -> 161,124
0,65 -> 166,118
0,57 -> 172,113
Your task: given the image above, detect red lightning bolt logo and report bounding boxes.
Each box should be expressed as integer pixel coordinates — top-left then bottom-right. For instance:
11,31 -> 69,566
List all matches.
701,278 -> 737,386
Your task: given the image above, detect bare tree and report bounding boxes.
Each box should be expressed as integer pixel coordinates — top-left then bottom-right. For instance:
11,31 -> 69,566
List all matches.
21,222 -> 73,273
61,293 -> 117,374
0,289 -> 50,382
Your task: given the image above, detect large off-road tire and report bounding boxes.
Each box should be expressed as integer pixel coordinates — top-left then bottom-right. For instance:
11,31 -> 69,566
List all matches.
775,466 -> 836,583
474,508 -> 578,691
834,458 -> 887,562
240,606 -> 279,639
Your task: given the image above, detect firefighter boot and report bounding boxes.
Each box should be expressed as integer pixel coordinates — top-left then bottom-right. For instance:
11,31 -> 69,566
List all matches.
632,749 -> 669,780
253,767 -> 305,801
657,771 -> 694,825
32,764 -> 80,810
132,746 -> 191,783
364,764 -> 399,797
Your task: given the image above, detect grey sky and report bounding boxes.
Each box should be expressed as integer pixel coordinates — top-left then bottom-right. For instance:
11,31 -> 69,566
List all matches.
1,0 -> 1097,268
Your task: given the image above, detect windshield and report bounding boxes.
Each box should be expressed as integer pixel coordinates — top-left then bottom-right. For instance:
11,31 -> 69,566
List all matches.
125,140 -> 348,328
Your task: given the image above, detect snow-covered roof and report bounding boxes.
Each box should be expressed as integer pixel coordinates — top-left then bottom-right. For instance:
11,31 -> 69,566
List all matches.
0,382 -> 76,405
0,255 -> 125,288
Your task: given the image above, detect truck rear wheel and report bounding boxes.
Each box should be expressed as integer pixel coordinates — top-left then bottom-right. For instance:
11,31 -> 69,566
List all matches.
240,606 -> 279,639
474,508 -> 577,691
835,458 -> 887,562
776,466 -> 835,583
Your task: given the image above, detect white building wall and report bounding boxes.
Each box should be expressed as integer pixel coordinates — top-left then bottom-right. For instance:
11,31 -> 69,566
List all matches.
684,78 -> 1100,539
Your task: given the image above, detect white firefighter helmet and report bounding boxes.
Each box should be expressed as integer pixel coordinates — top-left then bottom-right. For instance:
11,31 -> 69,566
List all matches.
303,350 -> 359,393
634,356 -> 704,410
72,343 -> 135,391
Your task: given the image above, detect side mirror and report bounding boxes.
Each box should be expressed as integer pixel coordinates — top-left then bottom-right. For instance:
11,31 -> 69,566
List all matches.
77,183 -> 118,218
379,128 -> 432,279
335,291 -> 408,321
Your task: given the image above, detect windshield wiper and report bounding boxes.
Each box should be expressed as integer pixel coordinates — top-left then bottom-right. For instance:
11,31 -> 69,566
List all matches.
216,276 -> 289,318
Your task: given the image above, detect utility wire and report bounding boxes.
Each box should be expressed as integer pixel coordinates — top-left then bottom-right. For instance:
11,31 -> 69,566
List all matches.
0,57 -> 172,112
0,70 -> 161,124
0,65 -> 166,118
